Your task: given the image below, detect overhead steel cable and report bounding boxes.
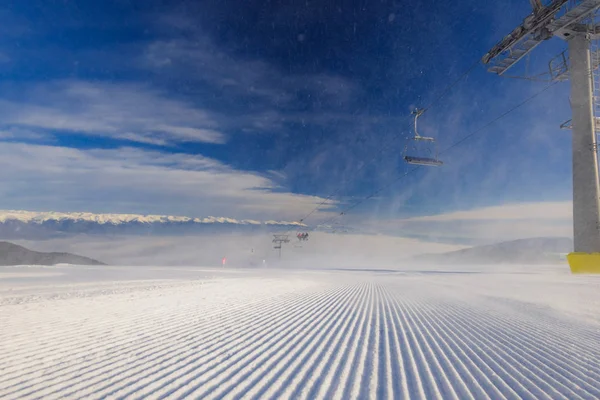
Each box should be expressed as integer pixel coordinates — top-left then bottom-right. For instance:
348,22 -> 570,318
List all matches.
287,59 -> 483,231
438,80 -> 560,157
419,59 -> 482,115
314,80 -> 561,230
296,115 -> 413,224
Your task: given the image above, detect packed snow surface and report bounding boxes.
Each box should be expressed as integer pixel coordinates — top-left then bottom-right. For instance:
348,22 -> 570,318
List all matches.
1,264 -> 599,399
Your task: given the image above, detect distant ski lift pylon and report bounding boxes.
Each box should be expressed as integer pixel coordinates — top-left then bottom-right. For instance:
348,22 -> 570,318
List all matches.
403,108 -> 443,167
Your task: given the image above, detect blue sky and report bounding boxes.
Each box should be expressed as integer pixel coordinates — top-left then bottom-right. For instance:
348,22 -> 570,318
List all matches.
0,0 -> 578,239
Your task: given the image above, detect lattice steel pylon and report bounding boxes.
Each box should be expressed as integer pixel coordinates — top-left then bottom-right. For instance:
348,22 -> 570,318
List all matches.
272,234 -> 290,259
483,0 -> 600,273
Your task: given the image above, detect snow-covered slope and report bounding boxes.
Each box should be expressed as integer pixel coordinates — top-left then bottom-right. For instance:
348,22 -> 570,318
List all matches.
0,210 -> 305,238
1,266 -> 599,399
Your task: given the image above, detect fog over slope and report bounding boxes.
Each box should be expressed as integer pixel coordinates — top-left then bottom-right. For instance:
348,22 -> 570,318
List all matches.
2,211 -> 573,268
13,233 -> 466,269
415,237 -> 572,264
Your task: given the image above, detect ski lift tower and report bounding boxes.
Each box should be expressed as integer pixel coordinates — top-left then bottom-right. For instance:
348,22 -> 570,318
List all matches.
272,234 -> 290,259
483,0 -> 600,273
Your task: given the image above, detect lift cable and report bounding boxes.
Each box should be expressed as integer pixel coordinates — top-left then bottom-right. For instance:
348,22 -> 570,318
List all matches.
420,59 -> 482,115
439,80 -> 560,156
287,59 -> 483,232
296,121 -> 411,225
314,80 -> 561,230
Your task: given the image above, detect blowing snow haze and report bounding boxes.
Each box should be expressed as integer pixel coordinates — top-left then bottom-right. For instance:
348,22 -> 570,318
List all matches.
3,1 -> 600,399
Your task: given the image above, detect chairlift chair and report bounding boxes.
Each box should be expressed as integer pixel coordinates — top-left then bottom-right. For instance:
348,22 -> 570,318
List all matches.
297,232 -> 309,241
404,155 -> 443,167
403,108 -> 443,167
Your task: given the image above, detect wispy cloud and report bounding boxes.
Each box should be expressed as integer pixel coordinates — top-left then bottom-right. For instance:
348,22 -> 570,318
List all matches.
16,232 -> 466,267
0,126 -> 52,142
401,202 -> 571,222
0,80 -> 226,145
0,142 -> 338,220
141,29 -> 360,132
0,18 -> 361,222
369,202 -> 573,244
0,4 -> 573,231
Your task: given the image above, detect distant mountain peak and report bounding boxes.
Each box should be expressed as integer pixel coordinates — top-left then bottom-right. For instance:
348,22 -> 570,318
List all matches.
0,241 -> 104,266
0,210 -> 306,227
0,209 -> 307,239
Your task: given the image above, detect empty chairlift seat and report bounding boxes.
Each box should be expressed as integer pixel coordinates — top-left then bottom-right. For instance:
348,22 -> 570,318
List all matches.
402,108 -> 443,167
404,155 -> 443,166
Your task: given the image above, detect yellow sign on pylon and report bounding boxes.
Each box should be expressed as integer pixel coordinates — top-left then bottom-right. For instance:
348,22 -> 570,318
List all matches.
567,252 -> 600,273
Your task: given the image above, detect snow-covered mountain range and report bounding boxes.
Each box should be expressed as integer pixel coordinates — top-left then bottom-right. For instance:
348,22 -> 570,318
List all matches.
0,210 -> 306,239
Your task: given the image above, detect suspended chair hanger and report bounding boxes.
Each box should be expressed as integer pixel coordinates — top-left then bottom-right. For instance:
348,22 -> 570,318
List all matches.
403,108 -> 443,167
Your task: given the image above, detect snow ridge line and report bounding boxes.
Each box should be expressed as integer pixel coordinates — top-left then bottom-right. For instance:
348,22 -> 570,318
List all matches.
300,284 -> 369,400
395,291 -> 493,399
278,284 -> 369,400
441,300 -> 600,398
322,280 -> 372,400
59,285 -> 341,400
162,284 -> 357,399
413,296 -> 564,399
125,285 -> 348,399
0,282 -> 306,387
3,274 -> 600,400
378,284 -> 409,399
1,282 -> 328,399
0,280 -> 229,347
387,288 -> 467,400
226,285 -> 368,400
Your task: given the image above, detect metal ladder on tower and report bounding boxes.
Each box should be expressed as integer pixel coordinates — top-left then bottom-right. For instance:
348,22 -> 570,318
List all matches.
488,38 -> 544,74
592,32 -> 600,147
549,0 -> 600,36
557,11 -> 600,130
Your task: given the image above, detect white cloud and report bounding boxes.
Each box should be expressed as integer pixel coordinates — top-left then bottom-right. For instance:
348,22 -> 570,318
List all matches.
0,80 -> 226,145
0,209 -> 301,226
401,202 -> 572,222
0,126 -> 51,141
0,142 -> 337,220
366,202 -> 573,244
142,36 -> 359,130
